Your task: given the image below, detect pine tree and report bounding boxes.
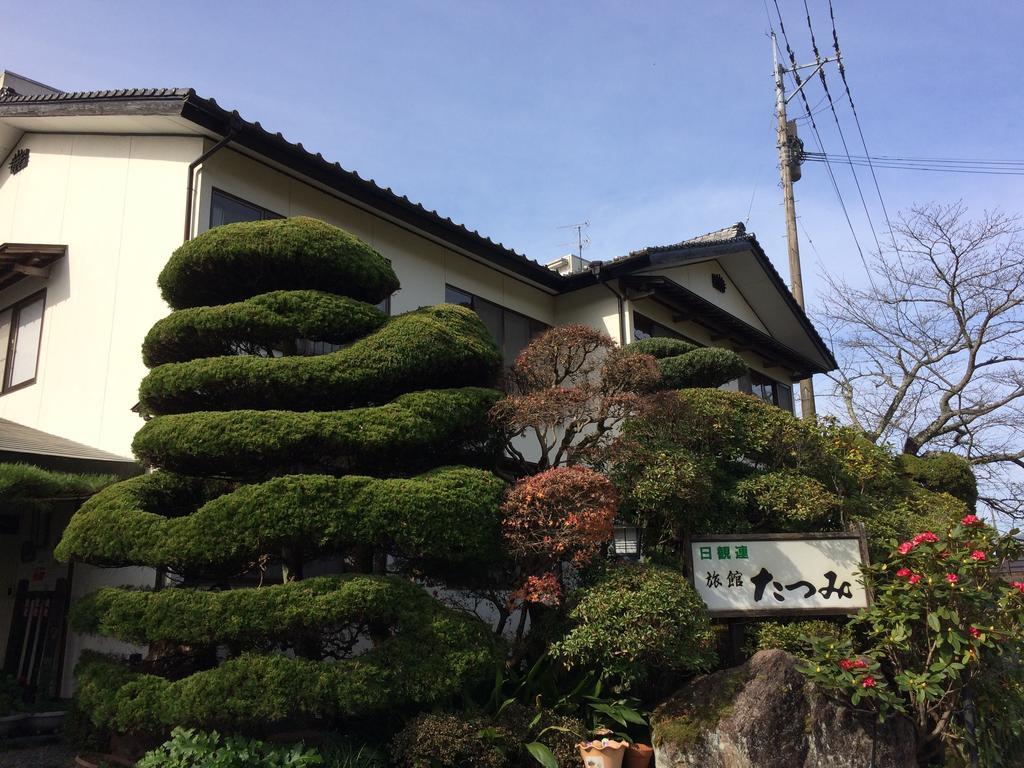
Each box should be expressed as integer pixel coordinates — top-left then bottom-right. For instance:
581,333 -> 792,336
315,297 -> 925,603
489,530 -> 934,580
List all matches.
57,217 -> 505,734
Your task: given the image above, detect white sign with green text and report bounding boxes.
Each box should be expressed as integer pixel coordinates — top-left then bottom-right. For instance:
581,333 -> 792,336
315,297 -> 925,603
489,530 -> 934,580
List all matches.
689,533 -> 869,617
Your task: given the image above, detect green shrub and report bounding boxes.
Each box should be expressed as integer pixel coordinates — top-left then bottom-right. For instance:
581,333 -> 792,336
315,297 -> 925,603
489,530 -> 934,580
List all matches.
74,587 -> 497,733
730,470 -> 843,531
742,619 -> 847,658
658,348 -> 748,389
552,563 -> 716,689
389,713 -> 507,768
143,291 -> 388,366
158,217 -> 399,309
898,452 -> 978,509
132,387 -> 502,478
624,337 -> 698,359
137,727 -> 323,768
0,463 -> 115,511
138,305 -> 501,415
57,468 -> 504,571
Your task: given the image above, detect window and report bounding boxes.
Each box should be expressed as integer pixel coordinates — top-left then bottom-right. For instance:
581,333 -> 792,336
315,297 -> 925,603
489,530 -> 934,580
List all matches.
632,311 -> 696,342
445,285 -> 547,365
740,370 -> 793,413
209,188 -> 283,228
0,290 -> 45,393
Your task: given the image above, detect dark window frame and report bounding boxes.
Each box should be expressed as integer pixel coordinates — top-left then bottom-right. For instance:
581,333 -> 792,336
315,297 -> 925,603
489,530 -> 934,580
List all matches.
631,311 -> 703,346
209,187 -> 284,229
0,289 -> 46,394
445,284 -> 548,365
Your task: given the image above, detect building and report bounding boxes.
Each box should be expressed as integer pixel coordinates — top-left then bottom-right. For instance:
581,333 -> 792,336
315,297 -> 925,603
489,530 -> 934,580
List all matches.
0,69 -> 836,697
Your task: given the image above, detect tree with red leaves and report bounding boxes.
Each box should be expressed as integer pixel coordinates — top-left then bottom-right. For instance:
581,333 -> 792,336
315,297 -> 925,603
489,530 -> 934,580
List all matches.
490,324 -> 661,472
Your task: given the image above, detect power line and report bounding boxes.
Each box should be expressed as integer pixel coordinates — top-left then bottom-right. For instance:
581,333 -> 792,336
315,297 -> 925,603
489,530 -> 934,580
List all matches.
772,0 -> 869,272
802,0 -> 883,261
802,153 -> 1024,176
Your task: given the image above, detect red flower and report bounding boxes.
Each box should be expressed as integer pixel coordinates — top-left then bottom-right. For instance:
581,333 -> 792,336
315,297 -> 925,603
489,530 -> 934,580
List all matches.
1011,581 -> 1024,594
908,574 -> 922,584
970,550 -> 986,561
897,541 -> 915,555
851,659 -> 867,669
896,567 -> 911,578
969,626 -> 982,639
838,659 -> 854,670
962,514 -> 982,526
913,531 -> 939,544
946,573 -> 959,584
862,676 -> 876,688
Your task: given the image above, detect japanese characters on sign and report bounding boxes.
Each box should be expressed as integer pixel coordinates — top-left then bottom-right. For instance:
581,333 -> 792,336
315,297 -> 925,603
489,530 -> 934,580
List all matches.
689,534 -> 869,616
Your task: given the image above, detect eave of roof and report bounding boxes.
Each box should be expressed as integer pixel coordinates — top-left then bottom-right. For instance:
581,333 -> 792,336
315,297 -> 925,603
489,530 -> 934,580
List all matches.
0,418 -> 134,463
0,243 -> 66,291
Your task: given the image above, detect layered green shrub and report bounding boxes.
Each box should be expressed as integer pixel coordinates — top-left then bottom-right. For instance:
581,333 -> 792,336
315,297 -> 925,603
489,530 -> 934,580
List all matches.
59,217 -> 506,737
137,727 -> 322,768
729,470 -> 843,532
552,564 -> 716,689
57,468 -> 504,572
143,290 -> 388,366
0,463 -> 115,508
132,388 -> 502,477
658,347 -> 748,389
159,217 -> 399,309
623,337 -> 746,390
75,585 -> 496,732
138,305 -> 501,415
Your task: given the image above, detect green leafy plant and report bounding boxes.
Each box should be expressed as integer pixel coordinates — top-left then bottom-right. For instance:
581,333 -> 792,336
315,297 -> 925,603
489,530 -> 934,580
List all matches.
551,563 -> 716,691
742,619 -> 847,658
137,727 -> 322,768
798,515 -> 1024,765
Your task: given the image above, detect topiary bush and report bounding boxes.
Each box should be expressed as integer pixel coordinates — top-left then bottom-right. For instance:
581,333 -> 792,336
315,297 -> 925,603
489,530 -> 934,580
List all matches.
623,337 -> 746,389
551,563 -> 716,690
898,452 -> 978,509
57,217 -> 506,738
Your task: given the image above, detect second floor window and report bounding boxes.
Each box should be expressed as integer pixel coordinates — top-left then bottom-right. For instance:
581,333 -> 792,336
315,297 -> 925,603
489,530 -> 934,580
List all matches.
0,290 -> 45,393
209,188 -> 284,228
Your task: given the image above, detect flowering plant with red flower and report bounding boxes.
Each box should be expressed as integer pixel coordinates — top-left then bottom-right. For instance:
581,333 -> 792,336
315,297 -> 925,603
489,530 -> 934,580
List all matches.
799,517 -> 1024,763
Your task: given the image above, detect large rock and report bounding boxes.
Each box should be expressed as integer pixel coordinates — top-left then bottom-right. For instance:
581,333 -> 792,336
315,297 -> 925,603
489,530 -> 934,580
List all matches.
651,649 -> 917,768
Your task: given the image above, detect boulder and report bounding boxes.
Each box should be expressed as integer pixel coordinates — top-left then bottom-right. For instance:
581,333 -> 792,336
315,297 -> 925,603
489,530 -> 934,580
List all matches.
651,649 -> 917,768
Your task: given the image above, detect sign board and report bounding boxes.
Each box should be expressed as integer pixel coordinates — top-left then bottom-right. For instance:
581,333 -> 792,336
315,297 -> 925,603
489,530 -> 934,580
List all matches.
688,532 -> 869,617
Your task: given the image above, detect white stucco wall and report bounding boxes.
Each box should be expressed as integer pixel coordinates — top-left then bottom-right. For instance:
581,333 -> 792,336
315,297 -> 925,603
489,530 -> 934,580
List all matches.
645,260 -> 770,333
0,132 -> 203,457
195,149 -> 557,324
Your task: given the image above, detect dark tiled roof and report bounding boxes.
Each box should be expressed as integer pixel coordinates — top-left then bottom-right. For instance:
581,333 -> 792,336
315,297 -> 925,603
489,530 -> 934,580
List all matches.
0,418 -> 133,462
625,222 -> 749,259
0,87 -> 190,103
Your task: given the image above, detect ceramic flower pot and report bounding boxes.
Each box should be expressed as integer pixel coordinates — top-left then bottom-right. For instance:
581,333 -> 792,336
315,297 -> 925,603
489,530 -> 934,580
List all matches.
578,738 -> 628,768
624,743 -> 654,768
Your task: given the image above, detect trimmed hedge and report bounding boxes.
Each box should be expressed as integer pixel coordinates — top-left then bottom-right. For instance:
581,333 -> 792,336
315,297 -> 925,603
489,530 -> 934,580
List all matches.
625,337 -> 698,359
132,388 -> 502,477
56,467 -> 504,571
730,470 -> 843,532
73,578 -> 497,732
0,463 -> 115,506
158,217 -> 399,309
142,291 -> 388,366
657,347 -> 748,389
138,305 -> 502,415
71,574 -> 477,647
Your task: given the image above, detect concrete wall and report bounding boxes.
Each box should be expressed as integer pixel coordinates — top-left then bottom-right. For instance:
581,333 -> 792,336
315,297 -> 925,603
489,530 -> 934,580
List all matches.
0,132 -> 203,457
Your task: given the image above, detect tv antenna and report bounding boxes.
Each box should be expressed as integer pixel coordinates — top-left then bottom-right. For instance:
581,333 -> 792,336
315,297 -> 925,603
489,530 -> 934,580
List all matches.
557,220 -> 590,260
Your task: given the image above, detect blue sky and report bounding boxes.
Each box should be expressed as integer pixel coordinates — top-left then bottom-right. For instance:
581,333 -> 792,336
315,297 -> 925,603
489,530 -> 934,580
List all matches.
6,1 -> 1024,309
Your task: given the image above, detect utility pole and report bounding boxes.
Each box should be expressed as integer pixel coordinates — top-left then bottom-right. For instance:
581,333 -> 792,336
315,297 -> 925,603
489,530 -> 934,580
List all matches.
771,33 -> 838,420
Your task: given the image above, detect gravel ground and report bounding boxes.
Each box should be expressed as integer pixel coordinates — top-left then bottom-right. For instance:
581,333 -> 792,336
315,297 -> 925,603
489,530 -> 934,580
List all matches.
0,743 -> 77,767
